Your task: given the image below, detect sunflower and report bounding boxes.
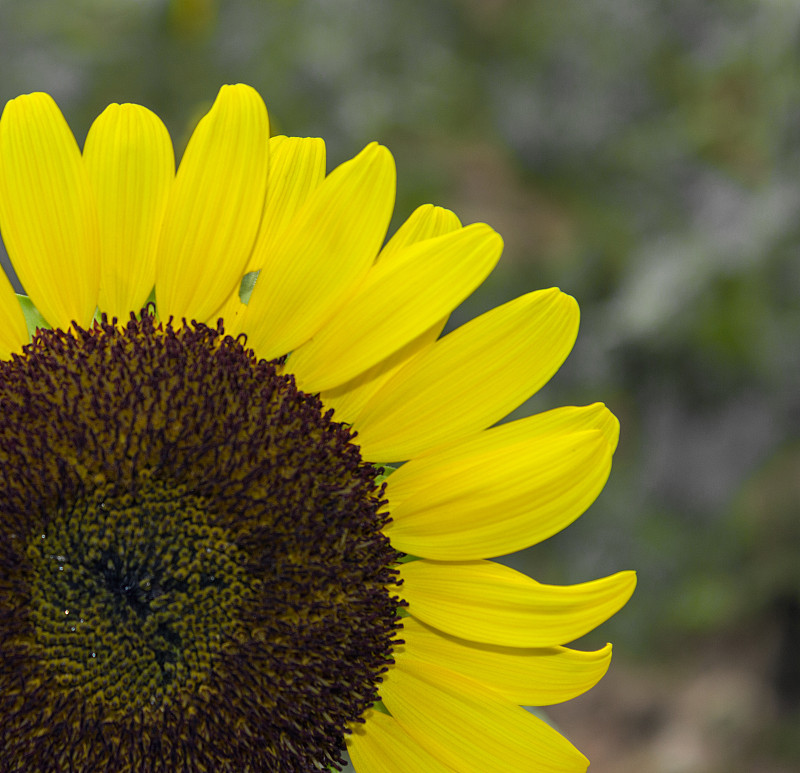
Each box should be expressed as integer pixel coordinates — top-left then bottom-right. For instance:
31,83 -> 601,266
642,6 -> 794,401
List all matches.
0,84 -> 635,772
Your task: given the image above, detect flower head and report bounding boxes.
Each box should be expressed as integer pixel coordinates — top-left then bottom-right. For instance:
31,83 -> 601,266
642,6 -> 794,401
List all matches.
0,84 -> 635,772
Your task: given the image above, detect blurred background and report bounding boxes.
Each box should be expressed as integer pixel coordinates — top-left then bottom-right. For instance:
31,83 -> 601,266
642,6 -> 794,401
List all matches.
1,0 -> 798,770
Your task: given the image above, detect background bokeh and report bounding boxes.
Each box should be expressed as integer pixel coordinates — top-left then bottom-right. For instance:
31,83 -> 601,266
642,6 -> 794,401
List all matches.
1,1 -> 798,771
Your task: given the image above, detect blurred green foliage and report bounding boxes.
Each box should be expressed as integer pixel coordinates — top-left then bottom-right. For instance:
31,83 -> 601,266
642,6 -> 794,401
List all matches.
1,0 -> 798,766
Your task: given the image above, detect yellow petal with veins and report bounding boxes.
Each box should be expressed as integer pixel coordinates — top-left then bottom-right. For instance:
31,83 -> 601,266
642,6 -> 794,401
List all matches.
246,135 -> 326,273
319,320 -> 445,424
0,279 -> 28,359
397,617 -> 612,706
156,84 -> 269,324
377,203 -> 461,264
84,103 -> 174,319
318,204 -> 462,421
354,288 -> 579,461
0,92 -> 99,329
383,404 -> 618,559
398,559 -> 636,648
347,709 -> 457,773
290,223 -> 502,392
240,142 -> 395,359
380,659 -> 589,772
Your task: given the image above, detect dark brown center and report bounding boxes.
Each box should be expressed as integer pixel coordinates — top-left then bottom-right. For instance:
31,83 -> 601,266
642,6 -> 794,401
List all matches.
0,311 -> 402,772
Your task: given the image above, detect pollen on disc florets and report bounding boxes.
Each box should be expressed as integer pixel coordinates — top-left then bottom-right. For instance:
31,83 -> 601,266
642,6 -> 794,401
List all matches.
0,310 -> 402,773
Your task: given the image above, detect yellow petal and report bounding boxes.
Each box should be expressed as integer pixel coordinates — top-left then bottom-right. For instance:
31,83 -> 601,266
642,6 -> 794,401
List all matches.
319,319 -> 445,424
354,288 -> 579,461
214,290 -> 247,331
83,103 -> 174,320
347,709 -> 457,773
240,142 -> 395,359
214,135 -> 326,330
155,84 -> 269,324
318,205 -> 462,421
397,617 -> 612,706
383,405 -> 618,559
379,658 -> 589,773
0,92 -> 99,329
377,203 -> 462,264
0,280 -> 28,359
398,559 -> 636,647
389,403 -> 619,493
290,223 -> 502,392
245,135 -> 326,273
